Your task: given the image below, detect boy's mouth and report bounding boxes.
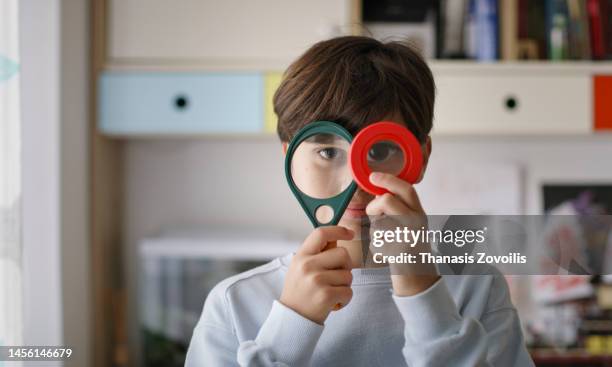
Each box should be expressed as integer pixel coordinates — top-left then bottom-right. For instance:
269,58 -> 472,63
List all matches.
343,204 -> 367,219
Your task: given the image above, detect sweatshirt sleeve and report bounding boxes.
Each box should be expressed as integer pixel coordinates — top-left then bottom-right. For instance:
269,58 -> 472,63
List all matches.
185,287 -> 324,367
185,280 -> 241,367
237,301 -> 324,366
392,275 -> 534,367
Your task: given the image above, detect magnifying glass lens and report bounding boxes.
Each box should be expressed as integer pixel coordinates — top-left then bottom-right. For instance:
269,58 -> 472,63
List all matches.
290,133 -> 352,224
366,140 -> 405,175
290,133 -> 352,200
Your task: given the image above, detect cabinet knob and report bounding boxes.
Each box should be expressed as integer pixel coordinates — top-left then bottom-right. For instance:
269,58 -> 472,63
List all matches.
504,95 -> 518,111
174,95 -> 189,110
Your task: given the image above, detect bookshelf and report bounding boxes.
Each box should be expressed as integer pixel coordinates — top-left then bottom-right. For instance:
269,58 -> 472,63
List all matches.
362,0 -> 612,63
97,0 -> 612,137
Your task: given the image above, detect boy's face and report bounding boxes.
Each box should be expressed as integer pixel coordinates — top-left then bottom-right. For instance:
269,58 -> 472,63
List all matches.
283,114 -> 432,235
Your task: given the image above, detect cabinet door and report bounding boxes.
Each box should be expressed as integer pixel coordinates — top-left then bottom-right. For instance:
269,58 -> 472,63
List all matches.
98,72 -> 263,135
108,0 -> 352,69
432,70 -> 591,135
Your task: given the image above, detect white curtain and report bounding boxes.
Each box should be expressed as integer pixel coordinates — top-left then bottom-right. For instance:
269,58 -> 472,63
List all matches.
0,0 -> 23,347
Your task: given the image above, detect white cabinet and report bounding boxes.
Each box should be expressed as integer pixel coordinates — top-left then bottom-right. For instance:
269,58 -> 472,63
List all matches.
98,72 -> 264,135
431,63 -> 600,135
108,0 -> 354,69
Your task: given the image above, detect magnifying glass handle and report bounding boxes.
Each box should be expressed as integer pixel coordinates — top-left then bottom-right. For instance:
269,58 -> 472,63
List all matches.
323,240 -> 344,311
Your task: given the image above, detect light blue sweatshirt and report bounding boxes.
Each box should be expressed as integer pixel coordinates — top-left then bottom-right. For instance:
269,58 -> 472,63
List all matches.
185,253 -> 534,366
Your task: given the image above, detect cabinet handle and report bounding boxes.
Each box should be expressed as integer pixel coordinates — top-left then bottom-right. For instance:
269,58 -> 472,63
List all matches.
174,95 -> 189,110
504,95 -> 518,111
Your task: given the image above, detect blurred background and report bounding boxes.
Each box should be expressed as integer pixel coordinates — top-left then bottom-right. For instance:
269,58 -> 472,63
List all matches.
2,0 -> 612,366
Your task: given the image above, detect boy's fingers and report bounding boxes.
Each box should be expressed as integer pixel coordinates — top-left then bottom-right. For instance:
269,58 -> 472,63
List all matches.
369,172 -> 423,212
312,270 -> 353,286
331,286 -> 353,307
365,193 -> 411,216
299,226 -> 354,255
311,247 -> 352,270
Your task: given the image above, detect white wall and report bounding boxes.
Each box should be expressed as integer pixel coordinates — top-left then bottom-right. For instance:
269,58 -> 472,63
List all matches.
124,136 -> 612,242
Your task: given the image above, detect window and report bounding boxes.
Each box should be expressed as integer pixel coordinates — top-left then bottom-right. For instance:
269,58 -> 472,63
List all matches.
0,0 -> 22,347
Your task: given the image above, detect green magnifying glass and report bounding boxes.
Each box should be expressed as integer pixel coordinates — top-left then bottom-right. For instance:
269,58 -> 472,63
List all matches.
285,121 -> 358,227
286,120 -> 420,312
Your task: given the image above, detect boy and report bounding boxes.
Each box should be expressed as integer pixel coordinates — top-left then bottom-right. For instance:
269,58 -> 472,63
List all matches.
185,36 -> 534,366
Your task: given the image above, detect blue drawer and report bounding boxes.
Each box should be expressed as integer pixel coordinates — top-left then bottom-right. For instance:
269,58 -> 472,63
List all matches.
98,72 -> 263,135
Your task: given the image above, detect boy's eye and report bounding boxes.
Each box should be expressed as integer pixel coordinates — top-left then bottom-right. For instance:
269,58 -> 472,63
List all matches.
367,142 -> 399,162
318,147 -> 340,160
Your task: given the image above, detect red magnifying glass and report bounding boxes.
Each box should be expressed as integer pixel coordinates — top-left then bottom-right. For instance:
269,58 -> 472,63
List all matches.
349,121 -> 423,195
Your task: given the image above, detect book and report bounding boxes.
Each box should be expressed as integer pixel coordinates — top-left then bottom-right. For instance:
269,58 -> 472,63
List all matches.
529,0 -> 548,58
439,0 -> 470,58
567,0 -> 592,59
475,0 -> 499,60
603,0 -> 612,58
517,0 -> 539,58
518,0 -> 529,40
587,0 -> 606,59
500,0 -> 519,59
518,0 -> 547,59
465,0 -> 478,58
546,0 -> 570,59
363,0 -> 431,22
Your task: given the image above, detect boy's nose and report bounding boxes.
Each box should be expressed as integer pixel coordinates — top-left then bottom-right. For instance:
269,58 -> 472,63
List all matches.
352,187 -> 375,203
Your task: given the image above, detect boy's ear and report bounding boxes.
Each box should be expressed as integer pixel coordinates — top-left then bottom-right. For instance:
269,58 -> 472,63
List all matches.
415,136 -> 432,184
282,142 -> 288,155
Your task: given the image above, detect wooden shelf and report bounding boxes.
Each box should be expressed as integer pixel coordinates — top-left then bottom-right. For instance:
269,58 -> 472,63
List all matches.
429,60 -> 612,75
103,59 -> 612,74
531,349 -> 612,366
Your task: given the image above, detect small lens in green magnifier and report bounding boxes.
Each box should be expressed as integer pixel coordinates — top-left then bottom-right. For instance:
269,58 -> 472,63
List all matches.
315,205 -> 334,224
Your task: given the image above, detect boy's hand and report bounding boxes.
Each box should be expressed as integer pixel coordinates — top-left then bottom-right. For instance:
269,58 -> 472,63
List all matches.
366,172 -> 440,296
280,226 -> 354,325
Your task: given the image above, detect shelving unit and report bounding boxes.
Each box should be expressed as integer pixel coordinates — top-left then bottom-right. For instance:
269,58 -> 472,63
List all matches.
97,0 -> 612,137
98,61 -> 612,137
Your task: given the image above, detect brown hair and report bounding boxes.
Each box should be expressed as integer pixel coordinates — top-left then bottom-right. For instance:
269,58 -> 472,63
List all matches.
274,36 -> 435,143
